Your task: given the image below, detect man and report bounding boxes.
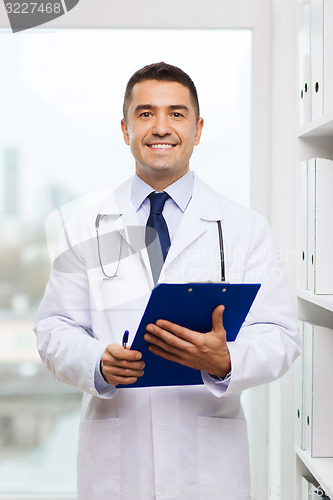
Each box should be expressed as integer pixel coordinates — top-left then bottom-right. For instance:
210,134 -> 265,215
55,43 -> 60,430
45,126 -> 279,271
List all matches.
34,62 -> 301,499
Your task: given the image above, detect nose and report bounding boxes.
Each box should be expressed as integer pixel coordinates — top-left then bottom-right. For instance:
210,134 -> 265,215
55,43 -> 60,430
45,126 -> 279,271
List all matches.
151,113 -> 172,136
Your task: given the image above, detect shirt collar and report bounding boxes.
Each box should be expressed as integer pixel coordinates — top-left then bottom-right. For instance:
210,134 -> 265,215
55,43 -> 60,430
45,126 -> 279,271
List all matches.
131,170 -> 194,213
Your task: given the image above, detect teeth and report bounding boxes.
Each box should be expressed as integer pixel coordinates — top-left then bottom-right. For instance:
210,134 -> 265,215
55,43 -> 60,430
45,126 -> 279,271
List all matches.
150,144 -> 174,149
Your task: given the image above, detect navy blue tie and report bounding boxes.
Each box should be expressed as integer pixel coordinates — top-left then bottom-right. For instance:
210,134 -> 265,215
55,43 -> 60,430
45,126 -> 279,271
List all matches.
145,192 -> 171,283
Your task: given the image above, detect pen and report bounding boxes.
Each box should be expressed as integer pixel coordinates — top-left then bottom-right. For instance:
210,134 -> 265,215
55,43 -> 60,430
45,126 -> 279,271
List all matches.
122,330 -> 129,349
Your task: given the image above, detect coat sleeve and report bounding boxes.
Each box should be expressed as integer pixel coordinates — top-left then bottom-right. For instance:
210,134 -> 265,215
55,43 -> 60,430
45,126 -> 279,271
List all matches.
215,214 -> 301,397
33,224 -> 117,399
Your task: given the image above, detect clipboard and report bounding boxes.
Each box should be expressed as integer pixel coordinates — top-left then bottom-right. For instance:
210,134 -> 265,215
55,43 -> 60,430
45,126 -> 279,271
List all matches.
117,282 -> 261,389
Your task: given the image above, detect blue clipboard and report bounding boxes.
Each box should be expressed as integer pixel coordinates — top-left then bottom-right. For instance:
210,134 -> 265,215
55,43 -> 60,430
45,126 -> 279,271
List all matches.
117,282 -> 261,389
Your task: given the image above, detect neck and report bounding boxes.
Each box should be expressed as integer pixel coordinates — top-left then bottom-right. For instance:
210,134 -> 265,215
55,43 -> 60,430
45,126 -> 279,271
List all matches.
136,168 -> 189,192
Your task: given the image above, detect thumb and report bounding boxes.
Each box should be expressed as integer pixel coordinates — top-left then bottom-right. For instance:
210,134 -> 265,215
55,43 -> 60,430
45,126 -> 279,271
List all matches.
211,305 -> 225,334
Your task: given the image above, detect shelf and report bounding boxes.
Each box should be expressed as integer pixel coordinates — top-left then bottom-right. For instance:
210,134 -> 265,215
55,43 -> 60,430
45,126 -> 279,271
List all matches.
299,113 -> 333,137
296,446 -> 333,498
297,289 -> 333,312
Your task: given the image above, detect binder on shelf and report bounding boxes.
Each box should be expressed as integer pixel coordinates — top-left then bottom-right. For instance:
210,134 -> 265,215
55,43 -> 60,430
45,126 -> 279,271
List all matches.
295,321 -> 305,449
323,0 -> 333,117
307,158 -> 333,294
303,322 -> 333,457
299,161 -> 308,290
310,0 -> 324,121
303,322 -> 313,454
307,158 -> 315,292
310,0 -> 333,121
299,1 -> 311,127
299,0 -> 333,126
117,282 -> 260,389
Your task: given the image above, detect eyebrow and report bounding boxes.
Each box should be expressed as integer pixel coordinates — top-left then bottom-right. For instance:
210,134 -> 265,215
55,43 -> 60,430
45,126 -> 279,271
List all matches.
134,104 -> 190,114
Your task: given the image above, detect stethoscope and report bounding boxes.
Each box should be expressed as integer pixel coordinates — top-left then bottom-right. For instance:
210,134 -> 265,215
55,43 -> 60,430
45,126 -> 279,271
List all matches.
95,214 -> 225,282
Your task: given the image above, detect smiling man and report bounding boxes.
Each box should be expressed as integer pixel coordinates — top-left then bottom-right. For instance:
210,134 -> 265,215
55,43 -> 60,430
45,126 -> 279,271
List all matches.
34,62 -> 301,500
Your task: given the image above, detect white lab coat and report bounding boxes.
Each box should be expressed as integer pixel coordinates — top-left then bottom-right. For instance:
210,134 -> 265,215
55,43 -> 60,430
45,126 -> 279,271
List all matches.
34,173 -> 301,500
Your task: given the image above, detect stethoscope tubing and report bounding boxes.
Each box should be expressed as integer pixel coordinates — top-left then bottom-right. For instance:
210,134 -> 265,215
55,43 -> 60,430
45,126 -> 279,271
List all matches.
95,215 -> 225,282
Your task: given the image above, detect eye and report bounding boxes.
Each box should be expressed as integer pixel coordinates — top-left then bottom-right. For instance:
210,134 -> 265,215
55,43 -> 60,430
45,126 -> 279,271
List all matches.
172,112 -> 183,118
139,111 -> 152,118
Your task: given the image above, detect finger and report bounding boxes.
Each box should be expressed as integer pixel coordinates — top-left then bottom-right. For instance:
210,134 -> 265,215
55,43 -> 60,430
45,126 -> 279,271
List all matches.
106,366 -> 145,378
148,344 -> 185,365
144,331 -> 184,355
147,321 -> 197,344
106,343 -> 142,361
102,357 -> 145,371
211,305 -> 226,334
110,375 -> 141,386
145,324 -> 192,350
101,364 -> 145,386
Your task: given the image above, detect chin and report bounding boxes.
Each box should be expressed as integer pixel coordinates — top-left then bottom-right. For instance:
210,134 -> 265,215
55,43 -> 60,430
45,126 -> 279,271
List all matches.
147,164 -> 174,173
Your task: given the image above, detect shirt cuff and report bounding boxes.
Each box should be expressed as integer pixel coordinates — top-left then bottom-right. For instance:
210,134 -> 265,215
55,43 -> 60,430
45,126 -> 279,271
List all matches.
201,370 -> 231,397
94,349 -> 118,398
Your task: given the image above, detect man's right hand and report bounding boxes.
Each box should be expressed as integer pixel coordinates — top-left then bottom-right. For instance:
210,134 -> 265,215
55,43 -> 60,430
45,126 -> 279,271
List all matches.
101,344 -> 145,386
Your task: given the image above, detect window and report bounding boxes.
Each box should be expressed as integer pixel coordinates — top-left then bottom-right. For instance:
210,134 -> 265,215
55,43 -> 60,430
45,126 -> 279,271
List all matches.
0,28 -> 251,496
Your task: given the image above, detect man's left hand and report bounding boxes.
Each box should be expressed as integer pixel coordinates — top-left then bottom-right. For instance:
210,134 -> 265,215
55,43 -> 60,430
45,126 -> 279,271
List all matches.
144,304 -> 231,378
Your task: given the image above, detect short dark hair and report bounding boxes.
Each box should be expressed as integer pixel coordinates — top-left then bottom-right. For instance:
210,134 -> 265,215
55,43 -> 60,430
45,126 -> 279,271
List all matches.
123,62 -> 200,122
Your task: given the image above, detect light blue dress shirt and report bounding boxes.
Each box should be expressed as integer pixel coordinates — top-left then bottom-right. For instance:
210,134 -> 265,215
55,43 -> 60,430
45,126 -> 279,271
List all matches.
132,169 -> 194,241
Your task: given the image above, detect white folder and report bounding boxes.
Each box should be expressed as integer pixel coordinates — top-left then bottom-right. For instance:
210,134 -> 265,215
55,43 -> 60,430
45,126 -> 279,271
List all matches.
323,0 -> 333,116
304,322 -> 333,457
307,158 -> 333,294
311,0 -> 324,121
295,321 -> 305,449
299,1 -> 311,127
307,158 -> 315,292
303,321 -> 313,454
299,161 -> 308,289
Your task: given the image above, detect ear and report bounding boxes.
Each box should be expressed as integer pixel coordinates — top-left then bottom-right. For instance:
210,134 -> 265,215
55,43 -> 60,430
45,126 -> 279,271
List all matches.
194,117 -> 204,146
121,118 -> 130,145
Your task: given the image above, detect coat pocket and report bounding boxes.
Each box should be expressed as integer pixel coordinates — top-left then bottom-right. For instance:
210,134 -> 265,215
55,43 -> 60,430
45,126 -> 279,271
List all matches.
77,417 -> 121,500
197,416 -> 251,500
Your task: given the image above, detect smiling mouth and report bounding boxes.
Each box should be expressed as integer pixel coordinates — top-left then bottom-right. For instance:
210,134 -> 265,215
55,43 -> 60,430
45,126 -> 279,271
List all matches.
147,144 -> 176,149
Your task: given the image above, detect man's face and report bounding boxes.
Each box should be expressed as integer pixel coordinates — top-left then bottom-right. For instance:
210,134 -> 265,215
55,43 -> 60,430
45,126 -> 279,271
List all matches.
121,79 -> 203,187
